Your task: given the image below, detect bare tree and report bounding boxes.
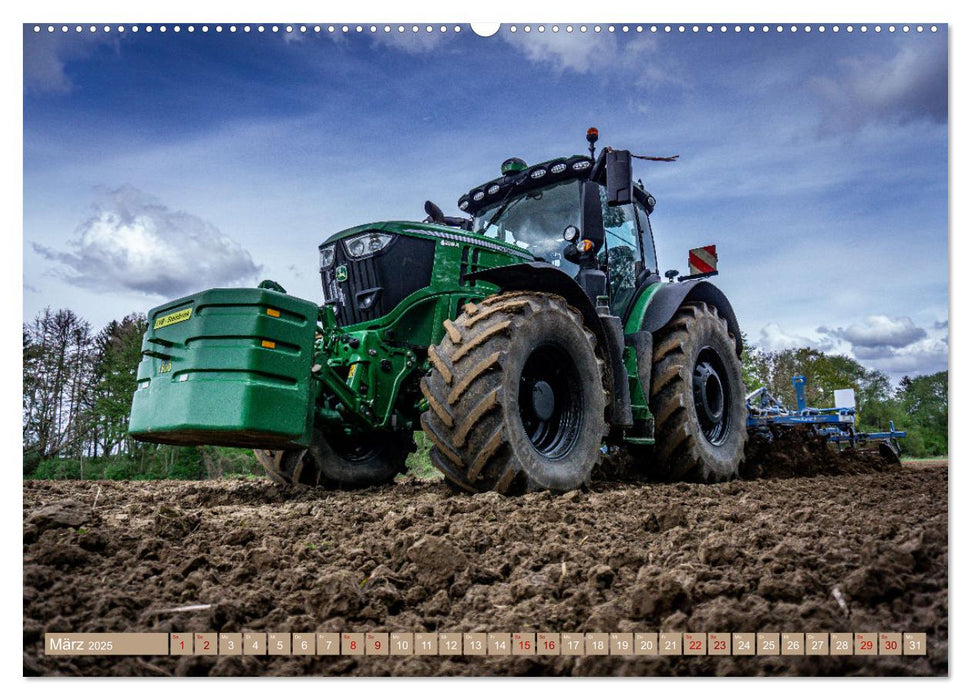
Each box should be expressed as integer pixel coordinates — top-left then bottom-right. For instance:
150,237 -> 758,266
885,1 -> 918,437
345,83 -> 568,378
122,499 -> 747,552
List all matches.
23,308 -> 95,460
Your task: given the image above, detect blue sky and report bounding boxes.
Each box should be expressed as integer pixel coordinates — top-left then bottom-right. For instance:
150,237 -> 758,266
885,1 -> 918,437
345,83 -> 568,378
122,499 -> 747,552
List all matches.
22,23 -> 948,381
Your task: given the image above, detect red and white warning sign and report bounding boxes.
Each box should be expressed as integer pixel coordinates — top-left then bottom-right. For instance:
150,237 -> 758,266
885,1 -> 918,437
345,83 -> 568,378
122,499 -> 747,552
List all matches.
688,245 -> 718,276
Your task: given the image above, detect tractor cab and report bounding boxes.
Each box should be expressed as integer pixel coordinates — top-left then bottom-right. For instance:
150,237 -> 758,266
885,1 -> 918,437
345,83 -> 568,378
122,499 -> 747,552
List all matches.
596,179 -> 660,317
455,141 -> 659,317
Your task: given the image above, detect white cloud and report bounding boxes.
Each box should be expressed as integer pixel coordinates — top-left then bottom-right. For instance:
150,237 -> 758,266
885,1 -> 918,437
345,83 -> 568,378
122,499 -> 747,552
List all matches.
809,44 -> 947,132
756,323 -> 825,352
33,186 -> 261,298
23,30 -> 115,94
499,29 -> 675,89
24,35 -> 72,93
370,27 -> 454,55
818,315 -> 927,349
500,30 -> 611,74
754,316 -> 947,380
858,336 -> 948,377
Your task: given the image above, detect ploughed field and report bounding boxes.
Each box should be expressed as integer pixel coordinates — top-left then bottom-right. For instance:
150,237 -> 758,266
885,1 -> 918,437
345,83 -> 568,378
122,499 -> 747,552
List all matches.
23,461 -> 947,676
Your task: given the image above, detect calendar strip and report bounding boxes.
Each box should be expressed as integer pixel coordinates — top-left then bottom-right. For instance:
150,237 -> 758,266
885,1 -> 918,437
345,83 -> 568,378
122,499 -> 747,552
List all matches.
44,632 -> 927,657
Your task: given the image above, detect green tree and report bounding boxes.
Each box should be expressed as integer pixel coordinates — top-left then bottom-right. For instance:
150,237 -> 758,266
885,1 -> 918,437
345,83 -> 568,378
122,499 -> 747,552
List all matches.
895,372 -> 948,456
90,313 -> 148,458
740,332 -> 764,391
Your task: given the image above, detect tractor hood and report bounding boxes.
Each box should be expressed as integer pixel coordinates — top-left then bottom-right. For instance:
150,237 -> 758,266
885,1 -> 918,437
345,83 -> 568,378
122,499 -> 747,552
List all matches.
318,220 -> 535,263
317,220 -> 534,328
320,220 -> 458,245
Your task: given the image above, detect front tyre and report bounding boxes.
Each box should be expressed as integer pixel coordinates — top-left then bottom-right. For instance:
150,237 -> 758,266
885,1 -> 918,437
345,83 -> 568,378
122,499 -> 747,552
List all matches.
420,292 -> 608,495
650,301 -> 746,482
255,430 -> 413,488
254,448 -> 309,486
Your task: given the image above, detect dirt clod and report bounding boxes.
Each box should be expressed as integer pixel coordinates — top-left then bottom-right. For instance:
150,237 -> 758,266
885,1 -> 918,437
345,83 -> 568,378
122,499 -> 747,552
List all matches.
406,535 -> 468,588
23,466 -> 947,676
741,431 -> 901,479
28,500 -> 91,533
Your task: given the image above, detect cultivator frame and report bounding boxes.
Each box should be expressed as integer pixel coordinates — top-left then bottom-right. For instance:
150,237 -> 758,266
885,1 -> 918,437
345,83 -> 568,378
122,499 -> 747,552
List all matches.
746,375 -> 906,461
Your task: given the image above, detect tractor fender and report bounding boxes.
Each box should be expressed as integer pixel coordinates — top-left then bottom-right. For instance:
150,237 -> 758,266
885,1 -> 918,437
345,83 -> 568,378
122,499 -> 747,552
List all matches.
464,262 -> 627,421
465,262 -> 609,350
637,280 -> 744,357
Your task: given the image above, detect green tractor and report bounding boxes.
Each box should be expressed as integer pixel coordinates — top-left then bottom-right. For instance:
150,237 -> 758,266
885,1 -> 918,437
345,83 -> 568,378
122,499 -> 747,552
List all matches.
129,129 -> 747,494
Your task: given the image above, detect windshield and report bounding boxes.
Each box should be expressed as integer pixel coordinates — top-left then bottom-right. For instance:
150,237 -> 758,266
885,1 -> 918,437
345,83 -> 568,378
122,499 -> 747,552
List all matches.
472,179 -> 583,275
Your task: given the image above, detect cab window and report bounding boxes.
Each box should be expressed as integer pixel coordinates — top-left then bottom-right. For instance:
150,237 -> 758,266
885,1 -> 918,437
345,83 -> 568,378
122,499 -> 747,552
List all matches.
601,199 -> 639,315
472,179 -> 583,277
634,201 -> 658,275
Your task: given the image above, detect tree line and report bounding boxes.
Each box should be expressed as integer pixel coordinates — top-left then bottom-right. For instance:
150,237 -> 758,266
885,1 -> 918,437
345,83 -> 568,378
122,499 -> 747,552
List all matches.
22,307 -> 261,480
22,307 -> 948,481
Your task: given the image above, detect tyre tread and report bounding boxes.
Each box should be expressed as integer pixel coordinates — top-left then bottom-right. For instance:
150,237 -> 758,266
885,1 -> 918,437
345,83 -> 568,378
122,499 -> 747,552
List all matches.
421,291 -> 607,494
649,302 -> 746,483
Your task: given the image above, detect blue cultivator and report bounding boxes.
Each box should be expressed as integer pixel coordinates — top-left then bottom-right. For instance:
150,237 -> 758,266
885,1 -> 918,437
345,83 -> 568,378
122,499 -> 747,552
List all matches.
746,375 -> 906,465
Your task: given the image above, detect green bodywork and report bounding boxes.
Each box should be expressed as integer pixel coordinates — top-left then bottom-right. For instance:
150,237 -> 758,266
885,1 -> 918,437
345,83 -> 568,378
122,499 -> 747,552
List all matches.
129,221 -> 545,448
310,221 -> 528,438
622,281 -> 665,443
129,168 -> 674,451
310,220 -> 665,444
129,288 -> 319,448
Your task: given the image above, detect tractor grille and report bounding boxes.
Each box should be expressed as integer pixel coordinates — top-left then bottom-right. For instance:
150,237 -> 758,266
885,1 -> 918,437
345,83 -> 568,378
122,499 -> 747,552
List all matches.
320,235 -> 436,327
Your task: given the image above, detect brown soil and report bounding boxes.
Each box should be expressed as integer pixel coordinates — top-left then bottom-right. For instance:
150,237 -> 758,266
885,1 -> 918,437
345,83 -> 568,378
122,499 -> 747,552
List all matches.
23,464 -> 947,677
740,431 -> 904,479
902,460 -> 948,470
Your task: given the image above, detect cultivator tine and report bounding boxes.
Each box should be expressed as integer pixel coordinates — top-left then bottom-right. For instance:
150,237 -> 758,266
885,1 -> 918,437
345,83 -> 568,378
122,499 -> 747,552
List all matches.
878,441 -> 903,467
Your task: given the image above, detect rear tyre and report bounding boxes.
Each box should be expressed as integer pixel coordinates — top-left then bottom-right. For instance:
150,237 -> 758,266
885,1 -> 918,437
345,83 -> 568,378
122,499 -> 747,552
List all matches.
420,292 -> 608,495
649,301 -> 746,482
254,430 -> 413,488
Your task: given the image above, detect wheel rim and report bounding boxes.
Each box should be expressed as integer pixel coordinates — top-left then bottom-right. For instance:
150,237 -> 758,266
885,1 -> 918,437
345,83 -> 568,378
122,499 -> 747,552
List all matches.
692,347 -> 732,446
328,433 -> 383,462
518,343 -> 584,459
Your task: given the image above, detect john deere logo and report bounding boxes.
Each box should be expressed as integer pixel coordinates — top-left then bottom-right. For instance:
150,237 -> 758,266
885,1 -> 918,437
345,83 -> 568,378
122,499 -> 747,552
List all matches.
335,265 -> 348,283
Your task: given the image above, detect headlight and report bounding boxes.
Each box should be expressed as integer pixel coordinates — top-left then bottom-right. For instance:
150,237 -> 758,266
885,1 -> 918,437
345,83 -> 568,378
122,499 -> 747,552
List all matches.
530,167 -> 547,179
319,245 -> 336,268
550,162 -> 567,174
343,232 -> 393,259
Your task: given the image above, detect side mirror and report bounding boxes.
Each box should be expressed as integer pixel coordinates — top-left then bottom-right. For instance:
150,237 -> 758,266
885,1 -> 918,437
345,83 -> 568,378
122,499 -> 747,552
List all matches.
605,149 -> 633,206
581,181 -> 605,253
423,200 -> 446,224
